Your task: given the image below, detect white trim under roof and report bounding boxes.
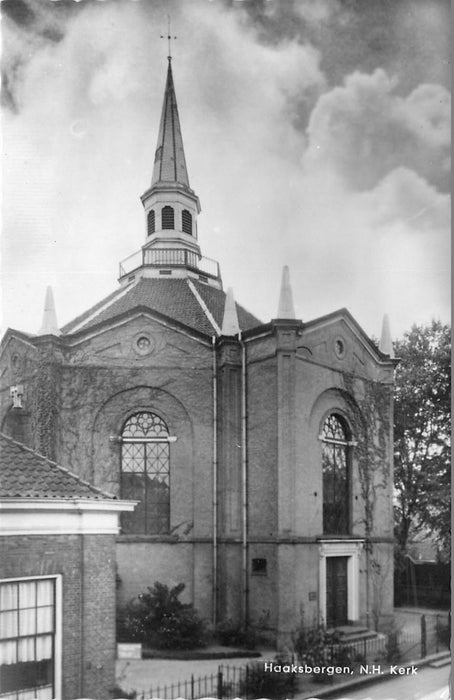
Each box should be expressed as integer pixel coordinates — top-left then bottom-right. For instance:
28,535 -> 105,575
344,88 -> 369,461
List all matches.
63,310 -> 213,348
0,498 -> 136,536
67,279 -> 139,334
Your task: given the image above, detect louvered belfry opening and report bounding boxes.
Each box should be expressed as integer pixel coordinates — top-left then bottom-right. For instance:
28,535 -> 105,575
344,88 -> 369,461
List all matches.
162,206 -> 175,229
147,210 -> 155,236
182,209 -> 192,235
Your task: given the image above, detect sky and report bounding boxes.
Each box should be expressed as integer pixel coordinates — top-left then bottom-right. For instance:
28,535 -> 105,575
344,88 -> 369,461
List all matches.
1,0 -> 451,340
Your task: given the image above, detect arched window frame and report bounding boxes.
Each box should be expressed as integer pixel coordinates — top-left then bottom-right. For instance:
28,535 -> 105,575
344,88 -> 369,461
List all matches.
120,411 -> 174,535
181,209 -> 192,235
147,209 -> 155,236
161,206 -> 174,230
319,412 -> 355,535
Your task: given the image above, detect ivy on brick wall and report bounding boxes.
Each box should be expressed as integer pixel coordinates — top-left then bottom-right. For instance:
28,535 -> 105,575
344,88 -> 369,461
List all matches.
342,371 -> 393,630
32,348 -> 59,460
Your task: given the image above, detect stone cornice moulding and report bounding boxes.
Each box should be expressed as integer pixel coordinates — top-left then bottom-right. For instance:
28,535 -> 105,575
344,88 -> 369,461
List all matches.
0,498 -> 136,536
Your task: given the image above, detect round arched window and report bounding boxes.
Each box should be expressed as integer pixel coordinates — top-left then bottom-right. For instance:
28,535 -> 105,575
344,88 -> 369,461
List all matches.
120,412 -> 170,535
321,413 -> 351,535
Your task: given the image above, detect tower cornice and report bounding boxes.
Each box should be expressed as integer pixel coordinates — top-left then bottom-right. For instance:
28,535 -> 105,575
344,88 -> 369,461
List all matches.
141,182 -> 201,214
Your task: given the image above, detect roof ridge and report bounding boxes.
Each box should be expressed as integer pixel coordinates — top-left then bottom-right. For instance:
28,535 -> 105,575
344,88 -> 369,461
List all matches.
186,279 -> 221,335
191,279 -> 263,330
62,279 -> 139,334
0,432 -> 116,500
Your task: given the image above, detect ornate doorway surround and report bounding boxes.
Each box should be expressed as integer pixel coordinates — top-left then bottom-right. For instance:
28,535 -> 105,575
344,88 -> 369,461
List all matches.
318,539 -> 364,626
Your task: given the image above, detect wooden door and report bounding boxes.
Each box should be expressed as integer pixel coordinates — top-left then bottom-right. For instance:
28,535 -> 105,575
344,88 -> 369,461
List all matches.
326,556 -> 348,627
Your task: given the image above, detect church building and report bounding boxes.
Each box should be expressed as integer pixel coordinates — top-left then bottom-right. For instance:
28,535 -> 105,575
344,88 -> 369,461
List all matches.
0,57 -> 396,645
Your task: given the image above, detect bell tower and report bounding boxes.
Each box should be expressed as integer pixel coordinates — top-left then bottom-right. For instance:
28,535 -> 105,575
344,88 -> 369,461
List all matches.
119,56 -> 221,288
141,57 -> 201,257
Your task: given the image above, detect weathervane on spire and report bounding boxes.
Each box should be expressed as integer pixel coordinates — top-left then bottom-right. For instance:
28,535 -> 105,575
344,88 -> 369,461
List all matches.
161,15 -> 177,61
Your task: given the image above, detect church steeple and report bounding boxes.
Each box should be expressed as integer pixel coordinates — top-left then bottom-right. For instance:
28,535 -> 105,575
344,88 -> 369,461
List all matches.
119,58 -> 221,289
151,59 -> 190,188
141,56 -> 201,234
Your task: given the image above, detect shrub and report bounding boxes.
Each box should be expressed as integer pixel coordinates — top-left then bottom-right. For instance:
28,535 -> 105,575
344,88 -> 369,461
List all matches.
117,599 -> 144,643
386,630 -> 401,662
291,613 -> 353,683
215,618 -> 257,649
117,582 -> 207,650
110,685 -> 136,699
239,660 -> 295,699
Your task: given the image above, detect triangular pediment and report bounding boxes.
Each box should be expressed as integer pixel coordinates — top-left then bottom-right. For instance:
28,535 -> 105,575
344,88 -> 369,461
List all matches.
298,308 -> 395,376
62,311 -> 214,369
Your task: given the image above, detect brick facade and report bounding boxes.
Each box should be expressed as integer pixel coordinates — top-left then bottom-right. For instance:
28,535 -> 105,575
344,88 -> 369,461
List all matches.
0,534 -> 116,700
1,305 -> 395,646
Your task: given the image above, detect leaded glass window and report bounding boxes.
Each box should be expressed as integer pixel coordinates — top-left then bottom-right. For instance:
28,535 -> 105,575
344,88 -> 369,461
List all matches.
0,578 -> 56,700
322,414 -> 350,535
120,412 -> 170,535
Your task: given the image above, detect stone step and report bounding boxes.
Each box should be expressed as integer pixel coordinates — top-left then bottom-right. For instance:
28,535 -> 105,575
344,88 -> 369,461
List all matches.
335,625 -> 369,634
429,654 -> 451,668
339,632 -> 382,645
331,626 -> 380,644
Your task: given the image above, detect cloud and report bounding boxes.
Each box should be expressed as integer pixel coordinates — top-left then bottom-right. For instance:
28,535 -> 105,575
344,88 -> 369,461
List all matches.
1,0 -> 324,329
359,167 -> 450,233
304,69 -> 450,192
1,0 -> 450,340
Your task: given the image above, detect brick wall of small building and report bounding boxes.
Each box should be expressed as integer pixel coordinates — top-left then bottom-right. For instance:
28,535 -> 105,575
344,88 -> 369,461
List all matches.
0,533 -> 117,700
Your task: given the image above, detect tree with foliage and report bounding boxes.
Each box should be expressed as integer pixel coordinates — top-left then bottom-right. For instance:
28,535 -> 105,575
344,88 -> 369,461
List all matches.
393,321 -> 451,557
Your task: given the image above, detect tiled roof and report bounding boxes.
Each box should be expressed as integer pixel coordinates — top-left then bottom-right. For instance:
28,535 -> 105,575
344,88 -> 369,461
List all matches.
191,280 -> 260,332
0,433 -> 115,499
62,278 -> 262,337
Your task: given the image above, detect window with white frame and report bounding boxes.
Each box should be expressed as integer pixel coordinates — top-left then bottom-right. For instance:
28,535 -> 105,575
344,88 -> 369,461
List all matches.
0,578 -> 56,700
120,412 -> 171,535
321,413 -> 351,535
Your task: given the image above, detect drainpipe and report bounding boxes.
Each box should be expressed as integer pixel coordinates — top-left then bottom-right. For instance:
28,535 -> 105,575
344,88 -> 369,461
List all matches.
77,505 -> 85,698
238,332 -> 248,627
211,336 -> 218,627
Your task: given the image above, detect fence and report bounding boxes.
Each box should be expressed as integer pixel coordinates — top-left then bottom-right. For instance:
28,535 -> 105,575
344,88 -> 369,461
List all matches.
395,559 -> 450,608
134,663 -> 296,700
132,613 -> 450,699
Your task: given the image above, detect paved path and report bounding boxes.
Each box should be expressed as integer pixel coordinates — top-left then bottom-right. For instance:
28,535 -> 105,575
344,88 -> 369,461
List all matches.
115,608 -> 450,695
116,654 -> 268,694
321,662 -> 450,700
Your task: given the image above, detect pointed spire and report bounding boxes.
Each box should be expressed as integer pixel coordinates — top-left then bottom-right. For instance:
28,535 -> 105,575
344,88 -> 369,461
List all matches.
379,314 -> 394,358
221,287 -> 240,336
277,265 -> 295,319
39,286 -> 61,336
151,59 -> 190,187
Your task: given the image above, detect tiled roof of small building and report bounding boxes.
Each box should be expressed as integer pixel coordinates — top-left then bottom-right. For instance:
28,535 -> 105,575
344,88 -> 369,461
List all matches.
61,278 -> 261,337
0,433 -> 115,499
